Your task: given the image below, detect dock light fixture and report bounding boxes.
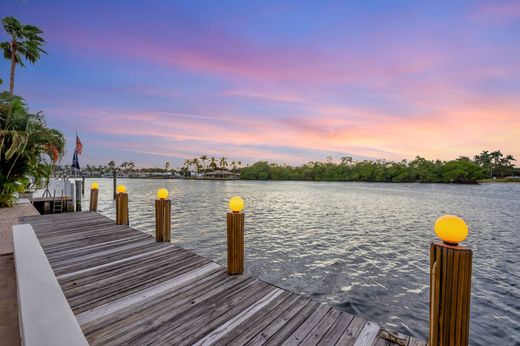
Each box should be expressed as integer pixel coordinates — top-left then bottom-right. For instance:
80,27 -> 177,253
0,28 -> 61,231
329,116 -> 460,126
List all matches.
116,184 -> 126,194
229,196 -> 244,213
157,188 -> 169,200
227,196 -> 245,275
434,215 -> 468,245
89,183 -> 99,212
155,189 -> 171,242
115,185 -> 129,225
430,215 -> 472,345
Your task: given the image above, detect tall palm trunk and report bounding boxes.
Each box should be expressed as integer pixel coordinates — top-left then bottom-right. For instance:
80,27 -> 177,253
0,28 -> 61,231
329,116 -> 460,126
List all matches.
9,40 -> 17,95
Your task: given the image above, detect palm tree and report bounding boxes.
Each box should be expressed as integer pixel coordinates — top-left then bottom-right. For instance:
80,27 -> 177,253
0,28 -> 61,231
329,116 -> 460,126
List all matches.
107,160 -> 116,172
192,158 -> 200,173
209,157 -> 217,171
219,156 -> 228,170
341,156 -> 353,166
183,159 -> 191,177
0,93 -> 64,206
200,155 -> 208,173
1,17 -> 46,95
231,161 -> 237,173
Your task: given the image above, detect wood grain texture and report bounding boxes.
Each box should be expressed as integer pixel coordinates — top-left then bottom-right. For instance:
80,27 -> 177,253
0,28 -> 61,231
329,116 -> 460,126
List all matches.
89,189 -> 98,212
227,212 -> 244,274
115,193 -> 128,225
429,242 -> 472,346
21,212 -> 424,346
155,199 -> 171,242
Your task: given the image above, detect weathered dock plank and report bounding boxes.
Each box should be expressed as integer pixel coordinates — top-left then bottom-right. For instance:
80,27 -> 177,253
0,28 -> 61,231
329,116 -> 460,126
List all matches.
18,212 -> 426,346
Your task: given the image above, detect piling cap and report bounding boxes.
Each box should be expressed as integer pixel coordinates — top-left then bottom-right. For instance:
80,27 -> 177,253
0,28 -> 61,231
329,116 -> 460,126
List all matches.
116,184 -> 127,194
91,182 -> 99,190
434,215 -> 468,245
157,188 -> 169,200
229,196 -> 244,213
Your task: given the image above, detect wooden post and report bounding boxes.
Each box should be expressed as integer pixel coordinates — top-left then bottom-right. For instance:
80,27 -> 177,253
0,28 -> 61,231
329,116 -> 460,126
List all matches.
89,189 -> 98,212
430,242 -> 472,346
81,176 -> 85,194
227,211 -> 244,275
155,199 -> 171,242
74,181 -> 82,212
115,192 -> 129,225
113,171 -> 117,200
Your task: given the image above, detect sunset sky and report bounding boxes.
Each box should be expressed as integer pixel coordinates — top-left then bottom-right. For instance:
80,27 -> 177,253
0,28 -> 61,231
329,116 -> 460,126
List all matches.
1,1 -> 519,167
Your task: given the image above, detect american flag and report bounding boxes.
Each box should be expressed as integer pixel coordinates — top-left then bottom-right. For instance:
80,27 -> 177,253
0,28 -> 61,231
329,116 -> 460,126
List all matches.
75,133 -> 83,155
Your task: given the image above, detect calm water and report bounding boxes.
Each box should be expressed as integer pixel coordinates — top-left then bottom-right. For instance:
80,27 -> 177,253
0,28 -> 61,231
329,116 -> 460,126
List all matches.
82,179 -> 519,345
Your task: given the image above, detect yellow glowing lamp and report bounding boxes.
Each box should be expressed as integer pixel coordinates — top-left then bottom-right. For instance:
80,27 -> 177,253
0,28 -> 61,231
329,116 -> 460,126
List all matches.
116,184 -> 127,194
229,196 -> 244,213
91,182 -> 99,190
157,188 -> 169,200
434,215 -> 468,245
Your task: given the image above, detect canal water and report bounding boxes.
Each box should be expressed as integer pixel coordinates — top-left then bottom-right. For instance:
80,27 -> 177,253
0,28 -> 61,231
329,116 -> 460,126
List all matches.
82,179 -> 520,345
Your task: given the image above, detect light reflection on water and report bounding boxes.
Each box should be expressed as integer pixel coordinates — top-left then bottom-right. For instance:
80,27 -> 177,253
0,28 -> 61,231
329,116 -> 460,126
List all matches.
82,179 -> 520,345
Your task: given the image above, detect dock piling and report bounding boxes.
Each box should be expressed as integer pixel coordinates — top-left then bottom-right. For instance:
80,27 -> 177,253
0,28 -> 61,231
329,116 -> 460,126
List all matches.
115,185 -> 129,225
113,170 -> 117,200
227,196 -> 245,275
89,182 -> 99,212
75,181 -> 82,212
155,188 -> 171,242
430,215 -> 472,346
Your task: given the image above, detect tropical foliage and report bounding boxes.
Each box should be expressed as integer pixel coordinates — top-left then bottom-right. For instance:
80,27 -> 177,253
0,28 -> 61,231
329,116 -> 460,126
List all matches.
1,16 -> 46,95
0,92 -> 64,207
239,151 -> 517,183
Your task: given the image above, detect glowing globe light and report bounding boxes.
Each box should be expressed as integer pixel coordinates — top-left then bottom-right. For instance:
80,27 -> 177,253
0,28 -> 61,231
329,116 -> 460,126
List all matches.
434,215 -> 468,245
117,184 -> 127,194
157,188 -> 169,200
229,196 -> 244,213
91,182 -> 99,190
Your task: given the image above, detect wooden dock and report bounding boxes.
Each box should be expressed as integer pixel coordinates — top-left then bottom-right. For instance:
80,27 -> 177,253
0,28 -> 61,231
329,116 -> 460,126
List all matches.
18,212 -> 425,346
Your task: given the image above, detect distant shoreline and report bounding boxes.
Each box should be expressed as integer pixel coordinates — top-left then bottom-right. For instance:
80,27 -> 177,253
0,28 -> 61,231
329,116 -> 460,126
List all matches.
478,178 -> 520,183
78,176 -> 518,184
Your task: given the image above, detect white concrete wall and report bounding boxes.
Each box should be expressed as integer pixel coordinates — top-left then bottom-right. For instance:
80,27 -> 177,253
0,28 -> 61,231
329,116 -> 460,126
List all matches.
12,224 -> 88,346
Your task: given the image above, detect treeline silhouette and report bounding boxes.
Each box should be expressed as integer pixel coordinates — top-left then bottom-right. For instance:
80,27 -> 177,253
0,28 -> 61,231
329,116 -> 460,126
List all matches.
240,151 -> 518,183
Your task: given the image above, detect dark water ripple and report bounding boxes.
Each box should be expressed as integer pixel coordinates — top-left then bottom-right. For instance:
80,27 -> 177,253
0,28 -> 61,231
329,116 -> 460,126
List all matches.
82,179 -> 520,345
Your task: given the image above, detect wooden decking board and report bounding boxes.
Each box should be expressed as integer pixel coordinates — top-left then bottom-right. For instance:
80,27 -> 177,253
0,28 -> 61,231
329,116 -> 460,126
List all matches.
67,257 -> 211,313
212,293 -> 300,345
281,304 -> 332,345
46,234 -> 149,260
132,279 -> 270,345
86,271 -> 251,345
317,311 -> 355,345
38,233 -> 147,256
51,242 -> 170,275
163,285 -> 281,345
226,294 -> 308,345
80,267 -> 227,334
335,316 -> 370,345
255,299 -> 321,346
103,278 -> 258,345
194,290 -> 291,346
300,307 -> 343,345
51,240 -> 163,268
57,246 -> 179,282
352,321 -> 380,346
19,212 -> 424,346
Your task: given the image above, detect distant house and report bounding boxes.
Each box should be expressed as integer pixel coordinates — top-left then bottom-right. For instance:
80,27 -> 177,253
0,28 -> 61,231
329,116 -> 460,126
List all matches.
204,170 -> 240,180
